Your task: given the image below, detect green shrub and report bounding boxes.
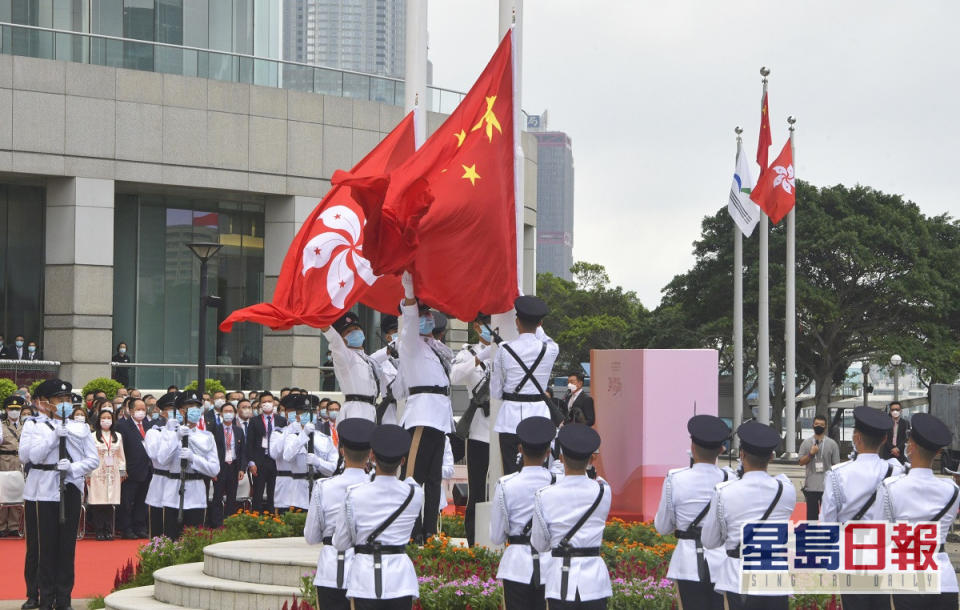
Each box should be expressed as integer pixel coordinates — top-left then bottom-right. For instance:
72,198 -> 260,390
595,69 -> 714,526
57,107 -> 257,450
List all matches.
440,513 -> 466,538
0,378 -> 16,405
82,377 -> 123,400
184,378 -> 227,395
29,379 -> 43,397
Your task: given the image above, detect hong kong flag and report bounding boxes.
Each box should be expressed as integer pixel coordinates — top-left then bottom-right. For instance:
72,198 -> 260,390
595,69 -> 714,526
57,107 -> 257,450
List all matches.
219,113 -> 415,332
750,138 -> 795,225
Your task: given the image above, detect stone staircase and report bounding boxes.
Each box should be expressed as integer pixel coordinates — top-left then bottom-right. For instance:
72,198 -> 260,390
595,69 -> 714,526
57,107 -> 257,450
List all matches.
104,538 -> 318,610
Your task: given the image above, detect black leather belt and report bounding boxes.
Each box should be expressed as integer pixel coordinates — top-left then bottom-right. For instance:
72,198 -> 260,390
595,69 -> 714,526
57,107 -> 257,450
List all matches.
727,548 -> 740,559
29,463 -> 58,471
674,528 -> 700,540
354,543 -> 406,554
0,450 -> 18,455
509,535 -> 543,583
322,537 -> 348,588
159,471 -> 206,481
508,535 -> 531,544
277,470 -> 309,480
344,394 -> 377,405
153,469 -> 171,477
408,385 -> 449,396
551,546 -> 600,558
502,393 -> 542,402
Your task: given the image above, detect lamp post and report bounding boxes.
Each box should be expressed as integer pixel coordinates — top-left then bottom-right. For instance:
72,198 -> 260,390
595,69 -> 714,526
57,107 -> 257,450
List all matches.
861,362 -> 870,408
187,242 -> 223,398
890,354 -> 902,402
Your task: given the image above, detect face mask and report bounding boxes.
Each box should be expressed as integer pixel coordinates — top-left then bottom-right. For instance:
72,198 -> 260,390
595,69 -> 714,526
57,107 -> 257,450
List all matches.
222,412 -> 235,423
74,415 -> 87,423
119,348 -> 126,354
567,383 -> 578,393
479,326 -> 492,343
187,407 -> 202,423
86,399 -> 93,407
345,329 -> 365,348
299,413 -> 312,424
8,409 -> 20,421
328,410 -> 339,421
175,411 -> 184,424
100,419 -> 112,429
261,403 -> 274,414
320,409 -> 328,419
230,400 -> 238,407
240,410 -> 252,420
253,408 -> 261,416
891,410 -> 901,419
15,340 -> 23,348
203,401 -> 213,411
133,410 -> 146,421
151,412 -> 159,420
813,425 -> 825,435
419,315 -> 435,336
214,399 -> 225,408
28,345 -> 36,353
56,402 -> 72,419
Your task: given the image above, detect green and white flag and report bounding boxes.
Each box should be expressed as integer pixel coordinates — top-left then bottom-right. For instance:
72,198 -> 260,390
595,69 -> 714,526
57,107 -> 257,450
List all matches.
728,145 -> 760,236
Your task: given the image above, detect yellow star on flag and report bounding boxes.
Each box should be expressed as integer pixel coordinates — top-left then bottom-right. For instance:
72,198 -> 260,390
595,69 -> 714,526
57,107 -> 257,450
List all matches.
455,129 -> 467,148
471,96 -> 502,142
461,164 -> 481,186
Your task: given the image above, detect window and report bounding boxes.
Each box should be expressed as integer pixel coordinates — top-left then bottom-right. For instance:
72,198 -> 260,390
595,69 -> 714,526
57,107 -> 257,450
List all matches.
0,185 -> 45,349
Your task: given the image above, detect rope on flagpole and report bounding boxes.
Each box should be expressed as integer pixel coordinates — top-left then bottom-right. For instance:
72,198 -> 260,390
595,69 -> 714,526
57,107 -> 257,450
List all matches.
757,66 -> 771,426
733,125 -> 744,453
785,115 -> 798,454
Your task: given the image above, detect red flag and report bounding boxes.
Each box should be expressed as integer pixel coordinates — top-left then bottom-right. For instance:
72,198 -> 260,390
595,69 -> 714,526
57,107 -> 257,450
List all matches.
219,113 -> 416,332
334,31 -> 518,321
750,139 -> 795,225
757,91 -> 772,171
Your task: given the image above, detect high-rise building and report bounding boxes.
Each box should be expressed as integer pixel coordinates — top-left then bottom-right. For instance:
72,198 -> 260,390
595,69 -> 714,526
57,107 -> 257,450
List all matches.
531,121 -> 575,281
284,0 -> 405,79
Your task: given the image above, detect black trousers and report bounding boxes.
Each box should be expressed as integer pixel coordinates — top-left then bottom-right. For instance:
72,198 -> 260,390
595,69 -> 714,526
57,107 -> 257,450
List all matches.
148,505 -> 165,539
88,504 -> 116,535
209,461 -> 240,528
350,597 -> 413,610
676,579 -> 723,610
893,593 -> 959,610
118,474 -> 149,535
23,500 -> 40,601
400,426 -> 445,540
841,594 -> 894,610
464,439 -> 489,546
316,585 -> 349,610
499,433 -> 521,476
34,486 -> 83,609
162,506 -> 205,540
504,579 -> 546,610
547,594 -> 607,609
251,458 -> 277,513
803,490 -> 823,521
723,592 -> 788,610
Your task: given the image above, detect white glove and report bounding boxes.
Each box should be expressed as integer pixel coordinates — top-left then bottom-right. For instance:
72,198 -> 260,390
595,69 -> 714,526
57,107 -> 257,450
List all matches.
306,454 -> 320,468
303,423 -> 315,436
166,419 -> 179,431
57,458 -> 70,471
178,425 -> 191,438
180,448 -> 194,462
57,424 -> 69,437
288,421 -> 302,434
401,270 -> 415,299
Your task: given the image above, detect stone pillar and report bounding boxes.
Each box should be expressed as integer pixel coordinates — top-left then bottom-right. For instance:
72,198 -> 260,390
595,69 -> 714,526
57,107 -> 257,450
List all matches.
44,177 -> 115,385
263,194 -> 325,390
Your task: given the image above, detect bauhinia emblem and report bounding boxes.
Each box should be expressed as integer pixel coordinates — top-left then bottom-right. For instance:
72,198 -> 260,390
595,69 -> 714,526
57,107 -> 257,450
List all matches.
771,164 -> 795,194
301,205 -> 378,308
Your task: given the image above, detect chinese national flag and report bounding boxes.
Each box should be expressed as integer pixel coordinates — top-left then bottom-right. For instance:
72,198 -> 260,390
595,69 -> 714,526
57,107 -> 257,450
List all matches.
757,91 -> 772,172
750,138 -> 795,225
333,31 -> 518,321
219,113 -> 416,332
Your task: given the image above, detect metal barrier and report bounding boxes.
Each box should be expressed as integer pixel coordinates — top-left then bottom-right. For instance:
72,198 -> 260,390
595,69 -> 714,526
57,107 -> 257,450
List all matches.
0,359 -> 60,385
110,362 -> 337,392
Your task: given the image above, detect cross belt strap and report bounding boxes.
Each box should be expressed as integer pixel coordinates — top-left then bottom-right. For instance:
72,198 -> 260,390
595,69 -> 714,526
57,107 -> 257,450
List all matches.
729,480 -> 784,560
502,341 -> 549,396
852,465 -> 894,520
408,385 -> 449,396
554,481 -> 605,600
322,536 -> 348,589
344,394 -> 377,405
932,486 -> 960,522
673,470 -> 727,583
364,484 -> 416,599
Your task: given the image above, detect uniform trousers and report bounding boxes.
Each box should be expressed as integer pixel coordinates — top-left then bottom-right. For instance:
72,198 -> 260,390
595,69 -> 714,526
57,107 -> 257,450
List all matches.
315,586 -> 349,610
499,433 -> 521,476
503,579 -> 546,610
208,461 -> 240,528
547,593 -> 608,609
676,579 -> 723,610
400,426 -> 445,540
148,505 -> 165,539
28,485 -> 83,609
723,593 -> 788,610
88,504 -> 116,536
893,593 -> 959,610
802,490 -> 823,521
350,597 -> 413,610
0,502 -> 21,533
251,459 -> 277,513
118,475 -> 149,535
464,439 -> 489,546
162,507 -> 205,540
840,594 -> 894,610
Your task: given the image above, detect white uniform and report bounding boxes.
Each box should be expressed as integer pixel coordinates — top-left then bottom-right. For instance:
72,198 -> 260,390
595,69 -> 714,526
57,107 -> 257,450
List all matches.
282,423 -> 339,509
397,302 -> 452,432
370,344 -> 400,425
701,471 -> 797,595
491,328 -> 559,434
450,343 -> 492,443
820,453 -> 904,522
323,328 -> 384,422
304,467 -> 370,590
144,424 -> 172,508
333,475 -> 424,600
876,468 -> 960,593
157,428 -> 219,510
270,427 -> 293,509
654,463 -> 733,583
19,415 -> 98,501
492,466 -> 556,585
531,475 -> 611,602
438,437 -> 454,512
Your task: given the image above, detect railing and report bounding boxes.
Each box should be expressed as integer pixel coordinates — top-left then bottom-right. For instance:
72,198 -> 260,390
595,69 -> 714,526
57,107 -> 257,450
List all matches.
0,22 -> 467,114
0,359 -> 60,385
110,361 -> 338,392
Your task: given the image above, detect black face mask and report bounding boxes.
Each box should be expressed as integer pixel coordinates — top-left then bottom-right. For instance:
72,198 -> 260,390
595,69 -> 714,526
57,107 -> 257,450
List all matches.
813,426 -> 825,435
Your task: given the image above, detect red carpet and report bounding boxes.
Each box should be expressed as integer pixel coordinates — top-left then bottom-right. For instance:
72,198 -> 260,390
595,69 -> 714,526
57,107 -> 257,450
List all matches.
0,537 -> 143,600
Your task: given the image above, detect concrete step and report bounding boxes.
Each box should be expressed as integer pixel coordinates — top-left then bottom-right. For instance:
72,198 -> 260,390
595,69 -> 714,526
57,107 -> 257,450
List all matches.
104,585 -> 199,610
202,537 -> 318,587
153,562 -> 301,610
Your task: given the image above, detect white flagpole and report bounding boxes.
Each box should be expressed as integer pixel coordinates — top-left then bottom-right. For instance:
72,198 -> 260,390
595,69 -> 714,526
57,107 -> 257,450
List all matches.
785,116 -> 797,454
757,67 -> 770,426
404,0 -> 428,148
733,127 -> 745,449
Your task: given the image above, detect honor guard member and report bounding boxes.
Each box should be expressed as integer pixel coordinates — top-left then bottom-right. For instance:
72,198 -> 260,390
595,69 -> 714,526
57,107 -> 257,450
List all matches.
323,312 -> 385,423
333,424 -> 424,610
820,406 -> 902,610
491,416 -> 557,610
450,313 -> 494,546
145,391 -> 178,538
491,295 -> 560,476
701,422 -> 796,610
370,315 -> 401,425
873,414 -> 960,610
531,424 -> 611,609
159,391 -> 219,539
397,271 -> 453,541
305,418 -> 377,610
283,394 -> 339,510
270,393 -> 298,513
19,379 -> 98,610
1,395 -> 25,538
654,415 -> 734,610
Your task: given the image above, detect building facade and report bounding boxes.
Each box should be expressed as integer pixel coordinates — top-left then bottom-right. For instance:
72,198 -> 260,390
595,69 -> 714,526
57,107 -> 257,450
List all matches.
532,130 -> 574,281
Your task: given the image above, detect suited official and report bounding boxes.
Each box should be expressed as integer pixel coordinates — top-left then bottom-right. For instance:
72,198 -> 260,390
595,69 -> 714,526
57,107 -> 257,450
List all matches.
880,401 -> 910,463
115,397 -> 153,538
563,373 -> 595,426
245,391 -> 286,512
0,395 -> 25,537
208,401 -> 246,527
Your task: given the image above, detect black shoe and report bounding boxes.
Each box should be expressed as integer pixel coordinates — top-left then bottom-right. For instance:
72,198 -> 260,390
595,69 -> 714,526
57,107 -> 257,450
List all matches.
21,598 -> 39,610
96,533 -> 105,541
121,530 -> 136,540
134,530 -> 148,539
105,533 -> 115,541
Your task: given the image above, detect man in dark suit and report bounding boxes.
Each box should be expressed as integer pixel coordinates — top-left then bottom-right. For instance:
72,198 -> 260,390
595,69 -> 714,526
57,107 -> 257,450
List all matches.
564,372 -> 596,427
208,402 -> 246,527
9,335 -> 26,360
116,398 -> 153,538
245,391 -> 286,513
881,401 -> 911,463
24,341 -> 41,360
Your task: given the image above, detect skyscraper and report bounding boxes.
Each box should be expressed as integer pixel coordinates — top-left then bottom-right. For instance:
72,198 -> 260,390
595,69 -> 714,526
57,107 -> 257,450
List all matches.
532,127 -> 575,281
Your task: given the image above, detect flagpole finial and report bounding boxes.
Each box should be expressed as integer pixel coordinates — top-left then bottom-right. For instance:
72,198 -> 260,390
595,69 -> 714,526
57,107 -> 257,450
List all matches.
735,126 -> 743,142
787,115 -> 797,131
760,66 -> 770,83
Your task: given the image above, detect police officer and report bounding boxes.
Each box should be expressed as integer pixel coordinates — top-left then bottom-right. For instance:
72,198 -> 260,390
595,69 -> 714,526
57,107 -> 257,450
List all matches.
490,416 -> 556,609
305,418 -> 377,610
0,394 -> 25,537
491,295 -> 559,476
322,312 -> 385,422
19,379 -> 98,610
160,391 -> 219,539
701,422 -> 796,610
820,406 -> 901,610
531,423 -> 611,609
333,424 -> 424,609
270,393 -> 297,513
370,315 -> 401,425
654,415 -> 734,609
145,392 -> 178,538
874,414 -> 960,610
282,394 -> 338,511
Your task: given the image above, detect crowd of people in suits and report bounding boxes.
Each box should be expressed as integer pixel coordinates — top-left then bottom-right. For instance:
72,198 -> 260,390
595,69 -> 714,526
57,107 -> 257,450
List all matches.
0,334 -> 43,360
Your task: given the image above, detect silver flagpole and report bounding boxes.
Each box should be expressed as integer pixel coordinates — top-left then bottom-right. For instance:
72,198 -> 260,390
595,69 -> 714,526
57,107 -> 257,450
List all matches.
733,126 -> 745,451
785,116 -> 798,454
757,67 -> 771,426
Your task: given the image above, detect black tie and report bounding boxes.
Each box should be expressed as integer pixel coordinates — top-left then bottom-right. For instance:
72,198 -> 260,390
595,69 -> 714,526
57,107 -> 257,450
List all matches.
267,416 -> 273,448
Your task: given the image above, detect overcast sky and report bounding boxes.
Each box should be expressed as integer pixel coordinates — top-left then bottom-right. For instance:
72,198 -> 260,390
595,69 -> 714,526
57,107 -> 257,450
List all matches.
427,1 -> 960,309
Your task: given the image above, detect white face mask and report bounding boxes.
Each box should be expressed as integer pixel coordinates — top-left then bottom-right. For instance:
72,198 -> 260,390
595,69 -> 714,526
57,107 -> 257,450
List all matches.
567,383 -> 578,393
74,415 -> 87,423
214,398 -> 225,408
8,409 -> 20,421
100,419 -> 112,430
261,403 -> 274,414
133,409 -> 146,421
891,410 -> 901,419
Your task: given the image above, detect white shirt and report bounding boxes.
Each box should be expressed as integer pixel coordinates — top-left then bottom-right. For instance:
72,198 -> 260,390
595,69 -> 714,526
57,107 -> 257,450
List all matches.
654,463 -> 733,583
305,467 -> 371,589
450,343 -> 493,443
20,415 -> 99,501
701,471 -> 797,595
876,468 -> 960,592
323,328 -> 384,423
282,425 -> 340,510
532,475 -> 611,601
820,453 -> 904,522
157,427 -> 219,510
492,466 -> 557,585
370,345 -> 402,425
144,425 -> 172,508
397,302 -> 453,432
270,427 -> 293,509
333,475 -> 425,600
491,328 -> 559,434
438,437 -> 455,512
